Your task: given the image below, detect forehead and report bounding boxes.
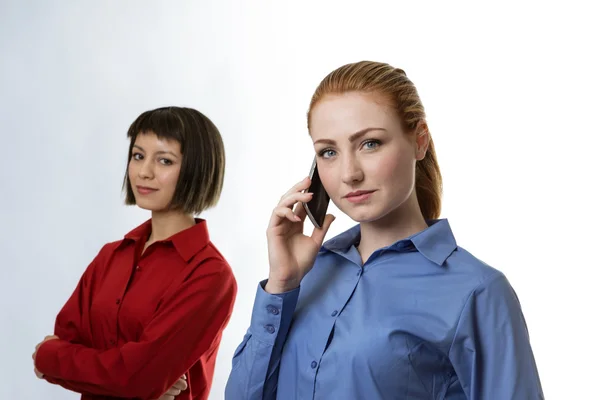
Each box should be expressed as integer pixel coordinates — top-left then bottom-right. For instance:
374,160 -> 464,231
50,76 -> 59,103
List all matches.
133,131 -> 182,153
310,92 -> 401,141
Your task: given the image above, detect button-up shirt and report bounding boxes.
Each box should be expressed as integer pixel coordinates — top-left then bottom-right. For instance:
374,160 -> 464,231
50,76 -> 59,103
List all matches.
36,219 -> 237,400
225,219 -> 543,399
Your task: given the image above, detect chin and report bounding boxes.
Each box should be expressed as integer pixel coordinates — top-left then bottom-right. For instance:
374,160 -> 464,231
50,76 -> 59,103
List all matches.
344,202 -> 404,224
134,201 -> 164,212
344,208 -> 385,223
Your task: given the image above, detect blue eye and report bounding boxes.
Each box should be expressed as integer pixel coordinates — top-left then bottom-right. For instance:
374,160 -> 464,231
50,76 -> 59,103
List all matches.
319,149 -> 336,159
363,140 -> 381,150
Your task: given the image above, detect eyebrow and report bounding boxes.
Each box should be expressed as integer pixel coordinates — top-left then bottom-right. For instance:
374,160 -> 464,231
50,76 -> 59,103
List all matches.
313,127 -> 387,146
133,144 -> 179,158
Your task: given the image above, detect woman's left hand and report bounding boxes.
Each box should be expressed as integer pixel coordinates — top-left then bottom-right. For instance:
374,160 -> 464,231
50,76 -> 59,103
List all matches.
32,335 -> 59,378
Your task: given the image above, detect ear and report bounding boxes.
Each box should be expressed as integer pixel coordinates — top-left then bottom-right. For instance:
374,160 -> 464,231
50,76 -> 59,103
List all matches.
415,120 -> 430,161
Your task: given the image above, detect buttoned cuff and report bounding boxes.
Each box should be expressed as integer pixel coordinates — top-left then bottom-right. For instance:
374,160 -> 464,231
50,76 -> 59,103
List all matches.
249,279 -> 300,344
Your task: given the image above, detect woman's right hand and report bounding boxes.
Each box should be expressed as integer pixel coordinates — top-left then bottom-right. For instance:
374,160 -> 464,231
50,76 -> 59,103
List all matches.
155,375 -> 187,400
265,176 -> 336,294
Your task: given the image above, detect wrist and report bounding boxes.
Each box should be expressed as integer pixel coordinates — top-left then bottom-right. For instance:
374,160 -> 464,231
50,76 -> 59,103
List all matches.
264,278 -> 300,294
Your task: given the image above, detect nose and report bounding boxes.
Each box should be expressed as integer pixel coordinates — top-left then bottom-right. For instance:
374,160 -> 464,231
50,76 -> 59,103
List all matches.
341,155 -> 364,185
138,159 -> 154,179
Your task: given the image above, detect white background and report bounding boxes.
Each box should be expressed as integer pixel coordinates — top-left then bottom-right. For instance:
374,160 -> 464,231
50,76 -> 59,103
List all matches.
1,1 -> 598,399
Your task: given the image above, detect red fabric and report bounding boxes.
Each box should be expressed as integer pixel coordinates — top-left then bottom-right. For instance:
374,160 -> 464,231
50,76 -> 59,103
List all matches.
35,219 -> 237,400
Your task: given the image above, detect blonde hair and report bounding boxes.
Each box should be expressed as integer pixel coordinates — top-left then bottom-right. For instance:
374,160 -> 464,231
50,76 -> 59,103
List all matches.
307,61 -> 442,220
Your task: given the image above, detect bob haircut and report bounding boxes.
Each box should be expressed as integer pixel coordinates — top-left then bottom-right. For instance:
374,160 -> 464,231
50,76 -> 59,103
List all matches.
123,106 -> 225,214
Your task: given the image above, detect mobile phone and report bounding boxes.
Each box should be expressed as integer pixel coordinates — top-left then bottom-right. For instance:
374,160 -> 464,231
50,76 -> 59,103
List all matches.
302,157 -> 330,228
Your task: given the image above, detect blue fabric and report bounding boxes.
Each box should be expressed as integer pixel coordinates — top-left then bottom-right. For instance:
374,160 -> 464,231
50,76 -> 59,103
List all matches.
225,219 -> 544,399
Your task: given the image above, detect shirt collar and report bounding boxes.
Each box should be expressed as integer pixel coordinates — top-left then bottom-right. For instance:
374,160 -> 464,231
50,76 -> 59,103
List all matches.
124,218 -> 210,262
321,218 -> 457,266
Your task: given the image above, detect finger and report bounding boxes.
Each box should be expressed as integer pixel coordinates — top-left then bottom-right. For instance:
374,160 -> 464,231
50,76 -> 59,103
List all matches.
165,388 -> 181,395
280,176 -> 311,199
293,201 -> 308,219
277,191 -> 313,209
311,214 -> 336,245
272,207 -> 301,225
173,378 -> 188,390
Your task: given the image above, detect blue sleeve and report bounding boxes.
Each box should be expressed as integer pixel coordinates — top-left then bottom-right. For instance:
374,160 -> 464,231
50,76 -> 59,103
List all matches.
225,280 -> 299,400
448,273 -> 544,399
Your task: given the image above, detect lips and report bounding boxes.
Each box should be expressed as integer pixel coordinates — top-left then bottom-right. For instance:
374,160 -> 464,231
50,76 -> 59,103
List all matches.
344,190 -> 376,204
136,186 -> 158,195
344,190 -> 375,198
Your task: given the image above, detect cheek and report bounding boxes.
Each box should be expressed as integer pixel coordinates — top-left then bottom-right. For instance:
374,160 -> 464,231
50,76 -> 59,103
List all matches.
317,165 -> 337,195
157,167 -> 181,189
127,162 -> 135,179
371,149 -> 415,186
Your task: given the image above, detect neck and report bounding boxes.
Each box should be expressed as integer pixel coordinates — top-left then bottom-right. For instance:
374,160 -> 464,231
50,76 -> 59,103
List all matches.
357,192 -> 428,263
148,209 -> 196,243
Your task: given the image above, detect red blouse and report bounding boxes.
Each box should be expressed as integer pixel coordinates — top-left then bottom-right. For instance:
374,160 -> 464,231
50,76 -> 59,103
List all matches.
35,218 -> 237,400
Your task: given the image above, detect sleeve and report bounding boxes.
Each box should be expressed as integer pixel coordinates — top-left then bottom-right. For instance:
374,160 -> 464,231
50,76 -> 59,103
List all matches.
35,258 -> 237,400
40,245 -> 107,396
224,280 -> 300,400
448,272 -> 545,399
51,244 -> 109,344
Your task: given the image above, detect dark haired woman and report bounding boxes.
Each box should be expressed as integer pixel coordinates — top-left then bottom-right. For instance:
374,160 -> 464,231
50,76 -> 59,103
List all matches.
33,106 -> 237,400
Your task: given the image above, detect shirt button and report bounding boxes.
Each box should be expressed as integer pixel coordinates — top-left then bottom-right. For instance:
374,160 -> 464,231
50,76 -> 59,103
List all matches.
136,266 -> 140,271
331,310 -> 338,317
311,361 -> 317,369
266,305 -> 279,315
356,270 -> 361,276
115,298 -> 121,305
264,324 -> 275,334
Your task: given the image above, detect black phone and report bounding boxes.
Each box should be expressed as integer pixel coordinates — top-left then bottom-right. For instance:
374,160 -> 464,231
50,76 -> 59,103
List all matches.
302,157 -> 330,228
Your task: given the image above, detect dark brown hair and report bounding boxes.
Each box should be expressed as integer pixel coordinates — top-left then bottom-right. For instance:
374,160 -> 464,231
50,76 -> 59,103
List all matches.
307,61 -> 442,220
123,106 -> 225,214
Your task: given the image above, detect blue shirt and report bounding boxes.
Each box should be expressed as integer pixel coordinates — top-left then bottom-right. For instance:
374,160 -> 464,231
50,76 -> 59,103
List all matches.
225,219 -> 544,399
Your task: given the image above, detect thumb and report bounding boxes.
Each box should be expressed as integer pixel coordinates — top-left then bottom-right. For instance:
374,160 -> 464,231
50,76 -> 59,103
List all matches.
311,214 -> 336,245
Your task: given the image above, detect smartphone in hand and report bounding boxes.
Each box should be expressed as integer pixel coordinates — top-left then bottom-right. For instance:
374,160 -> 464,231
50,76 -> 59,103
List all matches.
302,157 -> 330,228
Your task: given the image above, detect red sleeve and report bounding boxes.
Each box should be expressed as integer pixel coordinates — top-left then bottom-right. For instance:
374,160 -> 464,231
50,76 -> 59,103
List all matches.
51,244 -> 110,344
36,258 -> 237,400
39,244 -> 111,396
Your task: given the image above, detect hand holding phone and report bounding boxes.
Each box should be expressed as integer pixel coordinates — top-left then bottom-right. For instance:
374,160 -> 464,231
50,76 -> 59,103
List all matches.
264,158 -> 335,294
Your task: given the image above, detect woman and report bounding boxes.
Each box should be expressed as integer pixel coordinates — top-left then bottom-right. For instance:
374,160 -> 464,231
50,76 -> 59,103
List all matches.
225,61 -> 544,399
32,106 -> 237,400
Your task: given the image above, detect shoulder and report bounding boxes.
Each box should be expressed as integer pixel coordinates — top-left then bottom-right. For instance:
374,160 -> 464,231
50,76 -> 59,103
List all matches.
446,246 -> 506,287
446,247 -> 521,312
440,246 -> 522,315
91,239 -> 130,265
189,241 -> 236,282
